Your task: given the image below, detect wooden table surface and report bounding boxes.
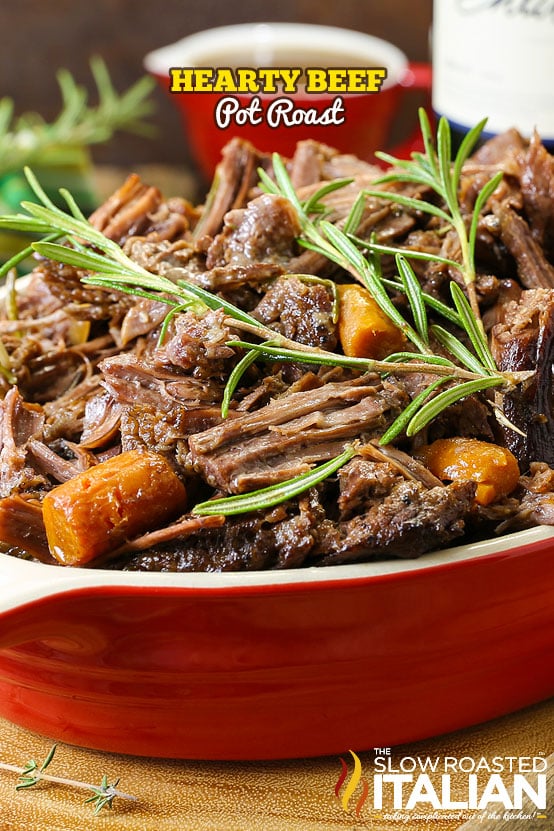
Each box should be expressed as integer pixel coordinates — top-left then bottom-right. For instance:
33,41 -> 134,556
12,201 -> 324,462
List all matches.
0,698 -> 552,831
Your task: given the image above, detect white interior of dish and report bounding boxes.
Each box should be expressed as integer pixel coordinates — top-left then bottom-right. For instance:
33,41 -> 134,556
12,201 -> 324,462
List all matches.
143,23 -> 407,90
1,525 -> 553,614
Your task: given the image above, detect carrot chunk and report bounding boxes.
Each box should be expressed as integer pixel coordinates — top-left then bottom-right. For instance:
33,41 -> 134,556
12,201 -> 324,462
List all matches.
42,450 -> 187,565
337,283 -> 406,360
415,438 -> 520,506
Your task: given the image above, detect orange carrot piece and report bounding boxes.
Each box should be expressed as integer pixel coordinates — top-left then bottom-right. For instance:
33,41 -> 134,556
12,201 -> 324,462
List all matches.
415,437 -> 520,506
337,283 -> 406,360
42,450 -> 187,565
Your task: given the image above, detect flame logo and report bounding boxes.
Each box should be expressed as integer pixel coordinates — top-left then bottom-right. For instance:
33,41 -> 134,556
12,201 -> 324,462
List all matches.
335,750 -> 369,816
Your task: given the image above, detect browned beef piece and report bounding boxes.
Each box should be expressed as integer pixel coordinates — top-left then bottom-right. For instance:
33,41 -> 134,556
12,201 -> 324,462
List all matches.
205,193 -> 301,269
0,493 -> 53,563
315,479 -> 476,565
101,353 -> 223,410
116,490 -> 325,572
518,131 -> 554,260
89,173 -> 195,245
188,376 -> 407,493
89,174 -> 162,242
492,202 -> 554,288
43,376 -> 104,442
251,275 -> 337,350
115,460 -> 475,572
0,387 -> 48,497
488,462 -> 554,533
26,438 -> 94,484
123,237 -> 203,277
39,259 -> 135,323
471,128 -> 527,166
492,288 -> 554,468
336,457 -> 403,519
100,354 -> 226,452
120,403 -> 222,458
193,138 -> 270,239
153,308 -> 236,379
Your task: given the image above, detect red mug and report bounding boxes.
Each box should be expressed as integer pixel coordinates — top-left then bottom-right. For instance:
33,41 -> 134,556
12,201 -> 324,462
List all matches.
144,23 -> 432,179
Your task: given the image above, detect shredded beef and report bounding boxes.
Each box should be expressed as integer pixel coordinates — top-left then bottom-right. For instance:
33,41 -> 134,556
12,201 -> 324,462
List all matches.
4,130 -> 554,572
188,376 -> 407,493
0,388 -> 48,497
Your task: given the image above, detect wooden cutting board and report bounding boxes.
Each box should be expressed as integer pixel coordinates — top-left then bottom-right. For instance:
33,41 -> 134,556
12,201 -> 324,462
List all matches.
0,699 -> 552,831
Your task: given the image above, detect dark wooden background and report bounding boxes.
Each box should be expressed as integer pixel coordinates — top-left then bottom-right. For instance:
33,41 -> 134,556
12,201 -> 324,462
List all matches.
1,0 -> 432,169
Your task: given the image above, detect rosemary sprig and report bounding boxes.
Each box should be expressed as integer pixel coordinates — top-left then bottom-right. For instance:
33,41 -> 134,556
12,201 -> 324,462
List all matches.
225,338 -> 482,381
0,156 -> 529,513
255,149 -> 519,442
364,108 -> 504,333
0,57 -> 155,178
0,744 -> 136,815
192,445 -> 356,516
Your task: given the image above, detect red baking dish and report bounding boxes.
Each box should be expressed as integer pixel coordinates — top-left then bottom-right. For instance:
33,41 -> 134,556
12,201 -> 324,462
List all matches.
0,525 -> 553,760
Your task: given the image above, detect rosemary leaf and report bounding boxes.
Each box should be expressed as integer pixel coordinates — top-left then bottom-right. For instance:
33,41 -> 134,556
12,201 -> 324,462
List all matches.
192,446 -> 356,516
452,117 -> 489,194
437,117 -> 456,218
406,376 -> 504,436
430,323 -> 490,375
352,236 -> 461,271
0,214 -> 55,234
225,339 -> 480,380
0,58 -> 155,178
419,108 -> 439,178
83,268 -> 185,296
0,231 -> 62,281
302,178 -> 353,215
319,220 -> 367,273
33,241 -> 136,276
371,164 -> 439,192
83,277 -> 179,307
379,376 -> 452,445
257,166 -> 280,197
343,191 -> 367,236
396,254 -> 428,344
362,189 -> 452,224
271,153 -> 302,211
225,338 -> 372,371
382,351 -> 455,368
221,347 -> 263,418
22,198 -> 121,255
468,170 -> 503,261
59,186 -> 88,221
449,282 -> 496,371
358,246 -> 430,355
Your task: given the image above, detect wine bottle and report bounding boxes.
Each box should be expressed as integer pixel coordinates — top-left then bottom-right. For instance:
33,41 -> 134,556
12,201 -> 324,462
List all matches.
432,0 -> 554,152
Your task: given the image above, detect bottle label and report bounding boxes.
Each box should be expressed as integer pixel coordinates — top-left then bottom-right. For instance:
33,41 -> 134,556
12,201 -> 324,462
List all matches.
432,0 -> 554,140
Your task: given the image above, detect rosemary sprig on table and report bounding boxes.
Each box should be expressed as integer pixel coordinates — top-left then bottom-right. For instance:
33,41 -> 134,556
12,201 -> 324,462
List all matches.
0,744 -> 136,815
0,57 -> 156,178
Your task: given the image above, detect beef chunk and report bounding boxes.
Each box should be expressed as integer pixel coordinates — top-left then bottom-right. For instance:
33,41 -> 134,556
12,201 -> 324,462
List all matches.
315,480 -> 476,565
251,275 -> 337,350
206,193 -> 301,269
